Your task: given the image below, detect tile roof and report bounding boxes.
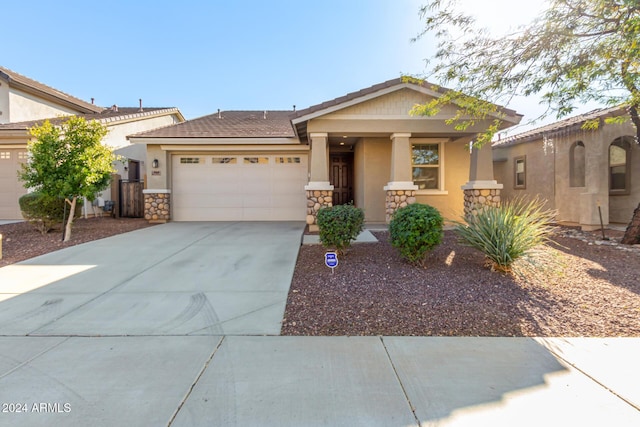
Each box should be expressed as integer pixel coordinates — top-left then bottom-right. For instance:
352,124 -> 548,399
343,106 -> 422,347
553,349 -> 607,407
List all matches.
0,66 -> 103,114
493,106 -> 626,147
0,107 -> 183,132
132,110 -> 296,138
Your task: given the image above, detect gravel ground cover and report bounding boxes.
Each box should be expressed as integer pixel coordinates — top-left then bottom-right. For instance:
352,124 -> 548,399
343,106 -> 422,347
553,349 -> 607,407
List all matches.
282,228 -> 640,337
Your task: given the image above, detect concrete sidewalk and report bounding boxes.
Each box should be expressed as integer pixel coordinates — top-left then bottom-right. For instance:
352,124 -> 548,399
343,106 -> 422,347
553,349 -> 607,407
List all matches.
0,336 -> 638,426
0,222 -> 638,426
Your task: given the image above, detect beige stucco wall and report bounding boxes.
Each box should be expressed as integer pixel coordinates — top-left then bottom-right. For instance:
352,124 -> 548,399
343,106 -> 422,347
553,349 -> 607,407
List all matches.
322,87 -> 460,119
105,113 -> 182,178
415,138 -> 470,221
8,88 -> 80,122
493,140 -> 556,212
354,138 -> 391,222
0,80 -> 9,124
493,119 -> 639,226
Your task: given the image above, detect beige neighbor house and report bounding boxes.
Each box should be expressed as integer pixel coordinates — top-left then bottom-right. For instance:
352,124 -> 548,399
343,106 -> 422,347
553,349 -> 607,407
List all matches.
0,66 -> 185,220
493,106 -> 640,230
130,78 -> 522,226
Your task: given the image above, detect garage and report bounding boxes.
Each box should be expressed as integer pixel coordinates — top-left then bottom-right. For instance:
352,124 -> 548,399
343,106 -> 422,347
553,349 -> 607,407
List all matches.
0,148 -> 27,219
171,153 -> 308,221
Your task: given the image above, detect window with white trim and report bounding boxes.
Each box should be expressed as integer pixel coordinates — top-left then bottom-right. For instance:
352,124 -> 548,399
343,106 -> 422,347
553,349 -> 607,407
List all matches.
276,157 -> 301,164
244,157 -> 269,164
514,156 -> 526,189
412,143 -> 440,190
212,157 -> 237,164
609,137 -> 632,194
180,157 -> 200,164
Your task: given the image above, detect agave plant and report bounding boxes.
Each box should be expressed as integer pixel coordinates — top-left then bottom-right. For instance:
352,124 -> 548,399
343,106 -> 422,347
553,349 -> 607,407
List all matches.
454,197 -> 556,273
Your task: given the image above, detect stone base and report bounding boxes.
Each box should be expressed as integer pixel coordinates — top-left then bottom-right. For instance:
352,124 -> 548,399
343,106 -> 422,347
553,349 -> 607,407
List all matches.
463,188 -> 501,218
385,189 -> 417,222
144,192 -> 171,222
306,190 -> 333,226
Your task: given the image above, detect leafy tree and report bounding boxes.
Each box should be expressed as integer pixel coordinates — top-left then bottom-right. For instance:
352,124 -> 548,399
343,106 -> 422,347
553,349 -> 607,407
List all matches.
19,116 -> 115,242
414,0 -> 640,243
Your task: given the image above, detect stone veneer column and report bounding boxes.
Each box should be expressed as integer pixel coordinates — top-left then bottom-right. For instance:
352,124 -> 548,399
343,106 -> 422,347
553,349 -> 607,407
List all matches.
384,188 -> 417,222
306,132 -> 334,231
143,189 -> 171,223
461,181 -> 502,219
384,133 -> 418,222
305,187 -> 334,230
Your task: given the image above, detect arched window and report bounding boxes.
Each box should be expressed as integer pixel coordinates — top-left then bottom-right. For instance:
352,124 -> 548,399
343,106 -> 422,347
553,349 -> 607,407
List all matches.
570,141 -> 585,187
609,137 -> 632,194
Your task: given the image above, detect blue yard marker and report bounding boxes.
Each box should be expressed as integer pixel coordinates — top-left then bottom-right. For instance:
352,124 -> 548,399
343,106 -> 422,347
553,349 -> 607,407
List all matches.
325,251 -> 338,274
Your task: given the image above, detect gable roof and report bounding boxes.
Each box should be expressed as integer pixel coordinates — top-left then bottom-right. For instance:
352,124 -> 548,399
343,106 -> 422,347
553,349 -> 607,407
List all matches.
493,106 -> 626,147
0,107 -> 184,133
0,66 -> 103,114
131,110 -> 296,139
290,77 -> 520,123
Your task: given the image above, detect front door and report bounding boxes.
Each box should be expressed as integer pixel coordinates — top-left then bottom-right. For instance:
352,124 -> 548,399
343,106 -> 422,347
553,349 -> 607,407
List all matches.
330,153 -> 354,205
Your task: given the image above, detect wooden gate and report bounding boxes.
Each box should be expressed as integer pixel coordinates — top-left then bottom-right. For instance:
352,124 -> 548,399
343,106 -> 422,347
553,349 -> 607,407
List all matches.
119,180 -> 144,218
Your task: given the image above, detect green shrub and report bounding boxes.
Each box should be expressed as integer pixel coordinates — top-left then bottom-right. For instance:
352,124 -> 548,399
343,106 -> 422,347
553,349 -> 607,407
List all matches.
19,192 -> 83,235
454,197 -> 556,273
389,203 -> 443,266
317,203 -> 365,254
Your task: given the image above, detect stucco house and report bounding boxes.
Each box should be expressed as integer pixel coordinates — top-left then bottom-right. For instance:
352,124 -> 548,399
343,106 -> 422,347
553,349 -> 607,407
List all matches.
493,106 -> 639,230
129,78 -> 522,226
0,66 -> 185,219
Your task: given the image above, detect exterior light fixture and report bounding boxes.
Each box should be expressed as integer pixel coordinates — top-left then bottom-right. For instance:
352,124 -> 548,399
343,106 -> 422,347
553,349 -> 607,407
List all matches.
152,159 -> 159,169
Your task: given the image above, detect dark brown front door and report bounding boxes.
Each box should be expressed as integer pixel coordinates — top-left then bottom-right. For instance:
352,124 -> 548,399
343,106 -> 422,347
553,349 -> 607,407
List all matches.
330,153 -> 354,205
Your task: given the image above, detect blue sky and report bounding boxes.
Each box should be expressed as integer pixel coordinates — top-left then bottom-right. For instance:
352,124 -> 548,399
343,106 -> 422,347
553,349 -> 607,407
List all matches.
4,0 -> 579,133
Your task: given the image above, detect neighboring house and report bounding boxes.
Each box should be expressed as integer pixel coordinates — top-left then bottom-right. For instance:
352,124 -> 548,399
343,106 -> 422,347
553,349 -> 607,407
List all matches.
129,78 -> 522,226
493,106 -> 640,230
0,66 -> 185,219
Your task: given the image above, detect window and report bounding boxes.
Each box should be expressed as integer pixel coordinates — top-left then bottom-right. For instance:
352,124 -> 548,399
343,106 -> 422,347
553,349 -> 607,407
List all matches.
570,141 -> 585,187
412,144 -> 440,190
212,157 -> 237,164
180,157 -> 200,164
0,151 -> 10,160
276,157 -> 301,164
244,157 -> 269,164
609,137 -> 632,194
514,156 -> 526,189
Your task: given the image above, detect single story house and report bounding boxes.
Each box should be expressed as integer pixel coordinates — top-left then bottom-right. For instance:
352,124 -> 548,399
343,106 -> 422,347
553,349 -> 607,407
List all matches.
493,106 -> 640,230
0,66 -> 185,219
129,78 -> 522,226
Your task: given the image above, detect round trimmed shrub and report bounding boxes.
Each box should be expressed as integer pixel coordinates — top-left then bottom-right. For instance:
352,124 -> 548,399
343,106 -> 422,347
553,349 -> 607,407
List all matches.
19,192 -> 82,234
317,203 -> 365,254
389,203 -> 443,265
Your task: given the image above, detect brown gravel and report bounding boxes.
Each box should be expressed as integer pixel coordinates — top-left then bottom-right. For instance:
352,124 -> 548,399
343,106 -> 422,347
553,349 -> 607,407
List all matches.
0,217 -> 155,267
282,228 -> 640,337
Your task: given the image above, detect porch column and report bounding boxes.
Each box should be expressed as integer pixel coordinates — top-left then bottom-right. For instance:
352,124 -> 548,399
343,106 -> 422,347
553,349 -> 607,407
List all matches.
384,133 -> 418,222
305,132 -> 334,230
462,142 -> 503,218
143,147 -> 171,223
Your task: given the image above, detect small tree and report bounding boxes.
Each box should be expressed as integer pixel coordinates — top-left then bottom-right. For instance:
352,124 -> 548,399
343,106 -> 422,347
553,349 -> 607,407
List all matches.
414,0 -> 640,243
19,116 -> 115,242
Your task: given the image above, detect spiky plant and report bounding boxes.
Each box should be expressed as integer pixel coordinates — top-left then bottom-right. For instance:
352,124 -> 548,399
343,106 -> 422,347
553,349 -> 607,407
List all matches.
454,197 -> 556,273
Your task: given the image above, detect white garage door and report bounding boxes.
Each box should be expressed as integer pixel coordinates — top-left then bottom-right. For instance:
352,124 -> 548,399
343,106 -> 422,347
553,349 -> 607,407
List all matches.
172,154 -> 308,221
0,148 -> 28,219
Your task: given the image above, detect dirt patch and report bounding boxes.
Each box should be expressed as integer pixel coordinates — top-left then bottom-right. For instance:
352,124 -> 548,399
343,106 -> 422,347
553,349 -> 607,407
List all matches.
282,229 -> 640,337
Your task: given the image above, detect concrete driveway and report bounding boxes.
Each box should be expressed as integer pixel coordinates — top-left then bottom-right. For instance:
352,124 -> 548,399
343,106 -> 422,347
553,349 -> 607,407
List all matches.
1,222 -> 639,426
0,221 -> 304,336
